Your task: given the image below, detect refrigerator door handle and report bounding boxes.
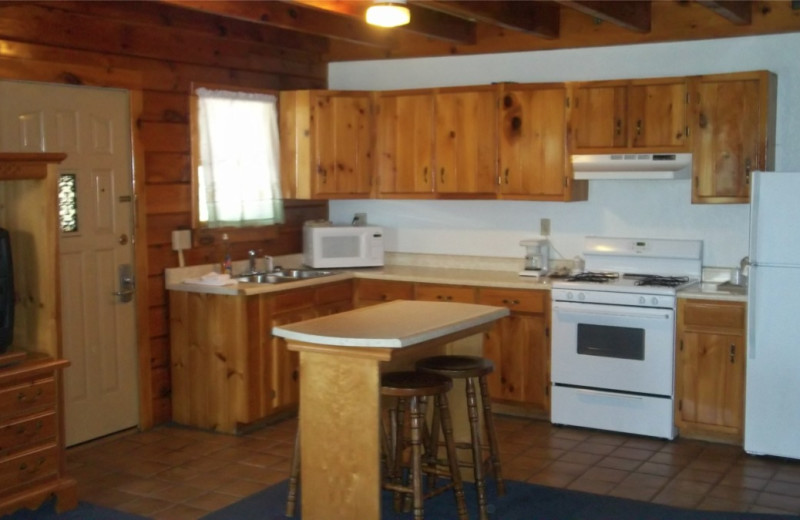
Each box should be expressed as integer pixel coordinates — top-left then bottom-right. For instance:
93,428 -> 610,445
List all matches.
747,267 -> 757,360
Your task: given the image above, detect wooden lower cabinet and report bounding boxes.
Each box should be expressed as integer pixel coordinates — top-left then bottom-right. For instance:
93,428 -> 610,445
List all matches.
675,298 -> 746,444
170,280 -> 353,434
477,288 -> 550,414
0,356 -> 75,516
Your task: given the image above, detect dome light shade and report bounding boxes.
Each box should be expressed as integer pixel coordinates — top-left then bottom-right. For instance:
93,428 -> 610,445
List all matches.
366,2 -> 411,28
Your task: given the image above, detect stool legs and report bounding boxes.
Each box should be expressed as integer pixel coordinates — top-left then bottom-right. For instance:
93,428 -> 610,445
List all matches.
286,428 -> 301,517
465,377 -> 489,520
479,374 -> 505,496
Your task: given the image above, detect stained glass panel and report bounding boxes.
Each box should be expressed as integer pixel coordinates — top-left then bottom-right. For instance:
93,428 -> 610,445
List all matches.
59,173 -> 78,233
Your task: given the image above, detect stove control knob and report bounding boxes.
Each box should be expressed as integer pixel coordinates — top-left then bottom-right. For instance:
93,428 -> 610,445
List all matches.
566,291 -> 574,300
578,292 -> 585,301
651,297 -> 659,306
639,296 -> 646,305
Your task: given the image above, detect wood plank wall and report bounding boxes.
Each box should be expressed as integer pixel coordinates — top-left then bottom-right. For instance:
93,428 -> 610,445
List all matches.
0,1 -> 329,429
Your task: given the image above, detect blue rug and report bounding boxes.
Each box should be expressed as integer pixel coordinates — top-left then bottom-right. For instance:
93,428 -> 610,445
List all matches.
0,497 -> 144,519
202,479 -> 800,520
5,480 -> 799,519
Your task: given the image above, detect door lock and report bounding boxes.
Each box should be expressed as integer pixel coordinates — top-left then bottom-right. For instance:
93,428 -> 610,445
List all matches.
113,264 -> 135,303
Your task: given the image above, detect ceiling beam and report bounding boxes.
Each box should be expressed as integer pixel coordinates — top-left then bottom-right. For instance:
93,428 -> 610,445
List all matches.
159,0 -> 393,48
695,0 -> 752,25
419,1 -> 560,39
288,0 -> 476,44
557,1 -> 651,33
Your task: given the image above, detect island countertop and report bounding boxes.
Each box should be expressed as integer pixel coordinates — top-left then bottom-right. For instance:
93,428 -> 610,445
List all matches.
272,299 -> 510,349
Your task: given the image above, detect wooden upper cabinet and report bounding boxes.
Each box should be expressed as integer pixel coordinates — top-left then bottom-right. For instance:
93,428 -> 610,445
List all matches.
375,90 -> 435,196
497,83 -> 586,201
569,77 -> 689,153
690,71 -> 776,204
433,87 -> 496,196
280,90 -> 373,199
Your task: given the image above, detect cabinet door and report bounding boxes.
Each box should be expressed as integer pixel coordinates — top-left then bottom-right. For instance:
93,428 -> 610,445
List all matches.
313,92 -> 373,197
676,332 -> 745,438
270,307 -> 317,410
498,85 -> 570,199
691,72 -> 774,204
627,78 -> 688,150
434,89 -> 496,194
376,91 -> 435,195
570,82 -> 627,151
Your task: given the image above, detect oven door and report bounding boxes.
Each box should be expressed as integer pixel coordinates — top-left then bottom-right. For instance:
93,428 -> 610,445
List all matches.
551,300 -> 675,396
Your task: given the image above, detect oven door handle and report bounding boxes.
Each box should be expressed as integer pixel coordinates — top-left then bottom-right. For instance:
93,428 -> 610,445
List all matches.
553,305 -> 671,321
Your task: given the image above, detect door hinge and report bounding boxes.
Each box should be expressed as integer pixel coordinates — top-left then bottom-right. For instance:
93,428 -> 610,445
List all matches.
678,400 -> 683,411
565,97 -> 570,108
545,327 -> 550,338
563,177 -> 569,188
545,385 -> 550,396
685,126 -> 690,138
679,339 -> 684,351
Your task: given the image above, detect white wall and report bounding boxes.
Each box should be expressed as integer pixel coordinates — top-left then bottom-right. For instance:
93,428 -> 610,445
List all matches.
327,33 -> 800,268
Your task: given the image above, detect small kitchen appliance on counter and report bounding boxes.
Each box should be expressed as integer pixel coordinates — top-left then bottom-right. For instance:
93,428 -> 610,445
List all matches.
519,238 -> 549,278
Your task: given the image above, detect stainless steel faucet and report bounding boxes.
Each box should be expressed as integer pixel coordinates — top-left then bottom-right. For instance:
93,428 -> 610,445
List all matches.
248,250 -> 257,274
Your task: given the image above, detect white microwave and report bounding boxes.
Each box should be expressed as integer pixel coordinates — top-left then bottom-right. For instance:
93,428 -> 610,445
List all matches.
303,225 -> 385,268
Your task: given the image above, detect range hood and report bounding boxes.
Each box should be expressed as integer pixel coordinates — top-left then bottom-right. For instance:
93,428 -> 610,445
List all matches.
572,153 -> 692,180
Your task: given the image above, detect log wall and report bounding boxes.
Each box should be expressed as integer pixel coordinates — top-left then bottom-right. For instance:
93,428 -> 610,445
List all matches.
0,1 -> 328,428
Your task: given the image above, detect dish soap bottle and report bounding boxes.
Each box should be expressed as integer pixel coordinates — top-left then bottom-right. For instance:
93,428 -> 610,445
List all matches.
221,233 -> 232,275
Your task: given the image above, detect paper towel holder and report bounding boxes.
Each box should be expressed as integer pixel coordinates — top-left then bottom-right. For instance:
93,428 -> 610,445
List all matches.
172,229 -> 192,267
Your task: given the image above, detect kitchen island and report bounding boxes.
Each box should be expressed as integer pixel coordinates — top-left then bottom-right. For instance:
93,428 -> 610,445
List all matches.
272,299 -> 509,520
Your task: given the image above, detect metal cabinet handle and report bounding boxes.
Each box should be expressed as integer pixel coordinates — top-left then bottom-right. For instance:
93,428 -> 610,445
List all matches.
615,118 -> 622,136
730,344 -> 736,363
745,158 -> 752,185
635,119 -> 642,136
18,388 -> 43,403
423,167 -> 428,184
440,168 -> 445,184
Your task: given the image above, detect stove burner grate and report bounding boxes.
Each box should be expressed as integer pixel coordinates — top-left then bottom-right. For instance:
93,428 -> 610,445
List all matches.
566,272 -> 620,283
631,275 -> 690,288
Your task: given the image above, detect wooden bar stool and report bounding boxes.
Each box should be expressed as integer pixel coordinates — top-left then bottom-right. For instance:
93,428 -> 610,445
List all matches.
381,370 -> 468,520
415,355 -> 505,520
285,371 -> 468,520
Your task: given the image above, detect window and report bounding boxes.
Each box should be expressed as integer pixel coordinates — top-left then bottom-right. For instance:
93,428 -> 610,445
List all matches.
193,87 -> 284,228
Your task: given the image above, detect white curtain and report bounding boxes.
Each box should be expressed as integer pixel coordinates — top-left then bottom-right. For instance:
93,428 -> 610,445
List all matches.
196,88 -> 284,228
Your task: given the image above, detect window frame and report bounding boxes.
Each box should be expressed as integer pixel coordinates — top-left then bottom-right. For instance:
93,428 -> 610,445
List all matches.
189,82 -> 282,244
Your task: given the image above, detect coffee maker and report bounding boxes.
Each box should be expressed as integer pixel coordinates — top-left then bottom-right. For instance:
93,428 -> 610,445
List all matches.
519,238 -> 550,278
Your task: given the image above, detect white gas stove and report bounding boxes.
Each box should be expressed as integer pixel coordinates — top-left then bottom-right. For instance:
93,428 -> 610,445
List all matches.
550,237 -> 702,439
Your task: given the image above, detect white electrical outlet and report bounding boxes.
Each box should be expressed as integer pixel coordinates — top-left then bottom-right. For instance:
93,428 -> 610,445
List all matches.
540,218 -> 551,236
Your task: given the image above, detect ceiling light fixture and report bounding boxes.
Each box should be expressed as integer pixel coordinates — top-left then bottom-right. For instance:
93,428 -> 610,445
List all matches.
366,1 -> 411,28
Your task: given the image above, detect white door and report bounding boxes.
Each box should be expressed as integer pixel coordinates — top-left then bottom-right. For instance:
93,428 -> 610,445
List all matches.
0,79 -> 138,446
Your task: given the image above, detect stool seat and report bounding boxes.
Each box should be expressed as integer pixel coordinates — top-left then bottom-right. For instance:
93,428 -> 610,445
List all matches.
415,355 -> 494,378
381,371 -> 453,397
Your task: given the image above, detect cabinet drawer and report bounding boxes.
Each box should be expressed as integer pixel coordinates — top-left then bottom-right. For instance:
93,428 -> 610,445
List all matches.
681,300 -> 745,331
357,279 -> 414,302
0,378 -> 56,420
0,444 -> 58,494
478,288 -> 546,314
0,411 -> 56,457
415,284 -> 476,303
316,281 -> 354,306
272,287 -> 317,312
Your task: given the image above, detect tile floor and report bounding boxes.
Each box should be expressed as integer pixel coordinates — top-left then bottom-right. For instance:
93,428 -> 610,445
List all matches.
67,416 -> 800,519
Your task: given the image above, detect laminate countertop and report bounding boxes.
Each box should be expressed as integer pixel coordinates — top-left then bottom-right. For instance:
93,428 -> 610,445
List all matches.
271,299 -> 510,348
166,263 -> 746,302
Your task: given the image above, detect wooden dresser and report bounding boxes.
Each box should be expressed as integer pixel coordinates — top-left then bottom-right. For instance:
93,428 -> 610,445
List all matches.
0,154 -> 76,515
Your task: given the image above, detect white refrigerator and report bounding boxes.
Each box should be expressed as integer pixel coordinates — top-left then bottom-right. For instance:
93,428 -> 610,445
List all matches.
745,170 -> 800,459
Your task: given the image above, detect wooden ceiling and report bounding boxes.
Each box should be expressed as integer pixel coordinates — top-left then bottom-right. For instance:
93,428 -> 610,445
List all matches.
160,1 -> 800,62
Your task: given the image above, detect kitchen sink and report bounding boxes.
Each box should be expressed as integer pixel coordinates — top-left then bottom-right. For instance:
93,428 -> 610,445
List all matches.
236,268 -> 335,284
